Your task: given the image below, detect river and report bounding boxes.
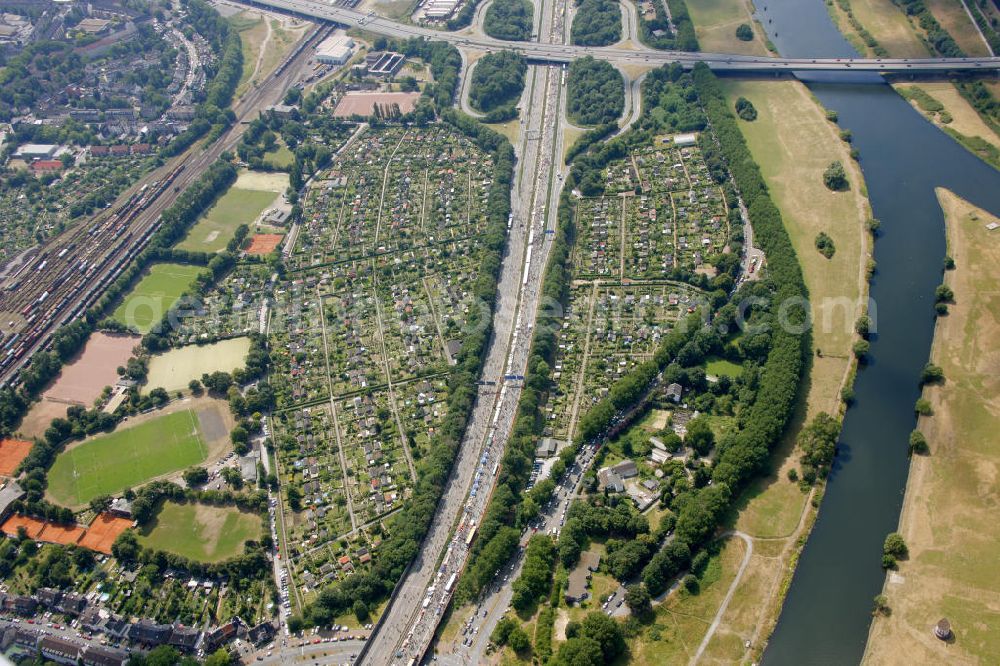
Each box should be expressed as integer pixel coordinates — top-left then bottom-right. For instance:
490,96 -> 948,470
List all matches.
751,1 -> 1000,664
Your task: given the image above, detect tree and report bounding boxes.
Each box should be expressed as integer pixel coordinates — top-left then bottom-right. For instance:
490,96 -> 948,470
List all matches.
852,340 -> 870,359
884,532 -> 908,559
823,161 -> 849,191
183,467 -> 208,487
934,284 -> 954,303
353,599 -> 369,623
554,636 -> 604,666
920,363 -> 945,385
203,648 -> 233,666
287,486 -> 302,511
735,96 -> 757,121
624,583 -> 652,619
798,412 -> 841,475
188,379 -> 203,395
815,231 -> 836,258
579,611 -> 625,662
507,625 -> 531,654
684,416 -> 715,456
872,594 -> 891,616
908,430 -> 928,456
735,23 -> 754,41
855,315 -> 872,338
914,398 -> 932,416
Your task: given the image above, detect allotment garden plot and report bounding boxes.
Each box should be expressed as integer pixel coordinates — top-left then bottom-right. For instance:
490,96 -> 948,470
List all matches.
544,136 -> 728,445
576,140 -> 731,280
268,125 -> 496,599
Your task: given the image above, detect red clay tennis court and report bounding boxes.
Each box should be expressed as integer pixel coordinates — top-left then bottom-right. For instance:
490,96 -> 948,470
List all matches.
246,233 -> 284,255
0,438 -> 32,476
1,514 -> 47,539
38,522 -> 87,546
78,513 -> 133,554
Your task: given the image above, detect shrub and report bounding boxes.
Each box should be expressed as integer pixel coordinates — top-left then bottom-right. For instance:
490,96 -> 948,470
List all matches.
883,532 -> 908,559
815,231 -> 836,258
735,23 -> 754,41
908,430 -> 928,456
920,363 -> 944,385
914,398 -> 932,416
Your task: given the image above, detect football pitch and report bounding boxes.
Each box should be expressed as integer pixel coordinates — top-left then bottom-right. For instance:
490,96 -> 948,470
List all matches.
139,501 -> 262,563
111,263 -> 203,334
47,409 -> 209,507
176,187 -> 278,253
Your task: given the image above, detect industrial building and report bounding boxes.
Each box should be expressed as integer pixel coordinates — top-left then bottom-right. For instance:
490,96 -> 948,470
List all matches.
315,32 -> 354,65
422,0 -> 461,19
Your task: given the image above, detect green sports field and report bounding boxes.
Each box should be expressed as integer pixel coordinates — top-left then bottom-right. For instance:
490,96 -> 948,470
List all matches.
111,263 -> 203,334
47,409 -> 209,507
138,501 -> 262,563
176,187 -> 278,253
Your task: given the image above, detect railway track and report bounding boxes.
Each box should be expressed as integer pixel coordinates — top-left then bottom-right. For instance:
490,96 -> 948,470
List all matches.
0,24 -> 327,387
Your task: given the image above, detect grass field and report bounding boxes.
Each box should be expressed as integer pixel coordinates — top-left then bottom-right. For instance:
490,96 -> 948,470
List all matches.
705,356 -> 742,378
138,501 -> 262,563
927,0 -> 991,57
264,144 -> 296,170
864,190 -> 1000,664
111,263 -> 204,334
686,0 -> 769,55
47,409 -> 209,507
177,187 -> 278,253
831,0 -> 929,58
231,12 -> 267,99
723,79 -> 868,416
145,337 -> 252,394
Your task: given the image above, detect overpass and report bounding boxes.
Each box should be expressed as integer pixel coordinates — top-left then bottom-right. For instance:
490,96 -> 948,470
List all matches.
239,0 -> 1000,72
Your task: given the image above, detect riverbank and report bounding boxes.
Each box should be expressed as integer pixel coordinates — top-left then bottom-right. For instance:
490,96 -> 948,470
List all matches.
827,0 -> 1000,161
623,7 -> 871,663
864,189 -> 1000,664
678,76 -> 871,664
686,0 -> 771,55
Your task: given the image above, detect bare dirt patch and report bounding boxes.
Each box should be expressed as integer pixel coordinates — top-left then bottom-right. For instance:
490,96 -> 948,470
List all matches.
17,400 -> 73,441
332,91 -> 421,118
42,332 -> 139,405
235,169 -> 290,192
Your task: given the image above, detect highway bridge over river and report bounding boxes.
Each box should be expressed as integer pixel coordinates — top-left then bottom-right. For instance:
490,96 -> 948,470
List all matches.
241,0 -> 1000,72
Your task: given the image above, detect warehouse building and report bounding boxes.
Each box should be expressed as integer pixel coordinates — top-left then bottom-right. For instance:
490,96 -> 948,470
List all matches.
315,32 -> 354,65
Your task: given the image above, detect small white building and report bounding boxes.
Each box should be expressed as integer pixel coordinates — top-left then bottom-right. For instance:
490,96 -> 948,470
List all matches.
673,133 -> 698,147
316,32 -> 355,65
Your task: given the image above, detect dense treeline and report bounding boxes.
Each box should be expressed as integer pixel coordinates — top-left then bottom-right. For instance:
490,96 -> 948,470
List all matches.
571,0 -> 622,46
891,0 -> 963,56
163,0 -> 243,156
469,51 -> 527,114
511,535 -> 556,610
302,108 -> 515,626
483,0 -> 534,41
567,56 -> 624,126
564,121 -> 618,164
639,0 -> 699,51
691,61 -> 807,507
